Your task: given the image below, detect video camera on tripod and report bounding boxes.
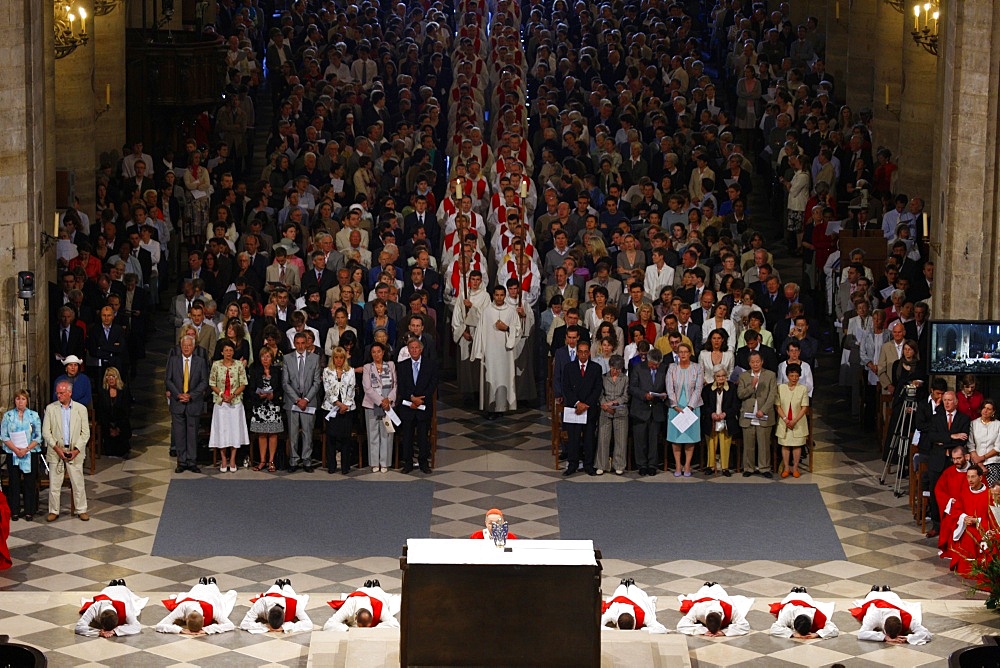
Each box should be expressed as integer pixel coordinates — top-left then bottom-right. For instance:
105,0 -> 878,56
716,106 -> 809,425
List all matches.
879,383 -> 920,496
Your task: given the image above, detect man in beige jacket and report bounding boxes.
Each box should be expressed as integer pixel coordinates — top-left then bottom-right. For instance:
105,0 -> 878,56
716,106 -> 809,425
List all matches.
43,380 -> 91,521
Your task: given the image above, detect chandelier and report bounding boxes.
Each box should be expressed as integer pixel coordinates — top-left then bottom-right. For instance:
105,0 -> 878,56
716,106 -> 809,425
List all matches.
93,0 -> 124,16
54,2 -> 89,59
883,0 -> 904,13
911,2 -> 940,56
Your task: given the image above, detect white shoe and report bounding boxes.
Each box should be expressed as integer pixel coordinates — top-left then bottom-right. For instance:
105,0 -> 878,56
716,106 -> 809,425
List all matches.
615,469 -> 624,475
372,466 -> 379,473
595,469 -> 604,475
380,467 -> 388,473
229,466 -> 237,473
219,465 -> 226,473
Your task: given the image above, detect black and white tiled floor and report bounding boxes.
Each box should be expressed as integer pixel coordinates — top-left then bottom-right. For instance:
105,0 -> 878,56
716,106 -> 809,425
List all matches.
0,316 -> 995,667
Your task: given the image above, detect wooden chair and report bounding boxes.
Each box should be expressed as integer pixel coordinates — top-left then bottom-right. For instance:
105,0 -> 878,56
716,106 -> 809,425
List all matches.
85,406 -> 101,474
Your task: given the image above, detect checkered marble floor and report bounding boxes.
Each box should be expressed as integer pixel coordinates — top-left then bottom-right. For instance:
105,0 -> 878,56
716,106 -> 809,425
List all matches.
0,318 -> 995,667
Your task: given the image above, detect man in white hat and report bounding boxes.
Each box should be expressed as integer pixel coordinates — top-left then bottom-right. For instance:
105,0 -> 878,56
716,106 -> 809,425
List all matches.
52,355 -> 92,408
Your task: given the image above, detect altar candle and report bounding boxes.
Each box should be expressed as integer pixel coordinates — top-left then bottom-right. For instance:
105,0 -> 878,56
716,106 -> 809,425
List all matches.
455,178 -> 462,199
914,5 -> 920,31
519,180 -> 528,198
54,212 -> 60,237
885,84 -> 889,107
835,1 -> 840,20
106,83 -> 111,107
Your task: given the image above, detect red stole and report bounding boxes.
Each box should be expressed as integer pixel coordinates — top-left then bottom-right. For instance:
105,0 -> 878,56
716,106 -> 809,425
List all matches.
450,258 -> 481,293
602,596 -> 645,628
441,198 -> 457,217
80,595 -> 126,624
163,597 -> 215,624
768,600 -> 827,632
327,592 -> 383,625
849,599 -> 912,632
250,592 -> 297,622
679,597 -> 732,626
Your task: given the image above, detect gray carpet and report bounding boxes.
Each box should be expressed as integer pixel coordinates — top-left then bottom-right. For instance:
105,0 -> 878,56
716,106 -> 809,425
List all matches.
152,479 -> 433,558
557,483 -> 846,561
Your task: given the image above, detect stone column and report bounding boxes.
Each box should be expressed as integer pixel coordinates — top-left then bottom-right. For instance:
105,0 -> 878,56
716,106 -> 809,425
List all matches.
823,1 -> 850,95
870,3 -> 904,157
54,20 -> 97,226
0,0 -> 56,397
931,0 -> 1000,319
895,10 -> 938,201
94,4 -> 127,171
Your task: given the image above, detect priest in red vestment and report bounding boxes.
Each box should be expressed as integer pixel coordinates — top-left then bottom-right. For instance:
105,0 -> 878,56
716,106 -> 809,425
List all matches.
469,508 -> 519,540
934,445 -> 971,553
943,465 -> 995,575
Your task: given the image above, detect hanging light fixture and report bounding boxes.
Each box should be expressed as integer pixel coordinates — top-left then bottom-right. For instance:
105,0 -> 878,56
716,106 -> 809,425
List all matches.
911,2 -> 940,56
54,2 -> 89,59
883,0 -> 905,14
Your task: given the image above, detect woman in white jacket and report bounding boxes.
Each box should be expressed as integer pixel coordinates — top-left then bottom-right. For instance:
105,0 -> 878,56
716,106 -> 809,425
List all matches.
782,154 -> 811,253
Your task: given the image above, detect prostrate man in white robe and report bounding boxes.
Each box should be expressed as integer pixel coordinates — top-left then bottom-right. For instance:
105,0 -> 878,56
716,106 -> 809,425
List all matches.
155,576 -> 238,635
470,284 -> 521,420
452,270 -> 490,399
76,579 -> 147,637
601,579 -> 667,633
850,586 -> 931,645
768,587 -> 839,639
676,583 -> 753,637
240,579 -> 314,634
323,579 -> 401,631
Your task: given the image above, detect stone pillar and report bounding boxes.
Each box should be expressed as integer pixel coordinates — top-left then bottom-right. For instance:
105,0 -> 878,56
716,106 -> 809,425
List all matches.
823,1 -> 849,96
870,4 -> 904,158
845,0 -> 879,111
0,0 -> 56,398
931,0 -> 1000,319
54,23 -> 97,226
94,5 -> 127,171
895,11 -> 938,201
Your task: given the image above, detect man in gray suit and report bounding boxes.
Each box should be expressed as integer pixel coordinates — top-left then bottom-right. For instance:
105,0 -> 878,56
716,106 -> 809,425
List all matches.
165,336 -> 209,473
629,349 -> 668,476
282,331 -> 322,472
737,351 -> 777,478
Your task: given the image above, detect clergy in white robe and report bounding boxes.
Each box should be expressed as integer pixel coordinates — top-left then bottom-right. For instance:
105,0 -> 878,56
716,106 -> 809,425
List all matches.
76,583 -> 148,637
496,254 -> 541,308
470,285 -> 521,413
768,589 -> 839,639
323,585 -> 401,631
601,583 -> 668,633
850,590 -> 931,645
155,581 -> 238,635
240,582 -> 314,634
452,271 -> 490,395
676,584 -> 753,637
506,281 -> 537,404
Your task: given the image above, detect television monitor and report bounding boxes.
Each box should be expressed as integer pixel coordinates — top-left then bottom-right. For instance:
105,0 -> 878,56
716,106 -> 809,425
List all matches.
929,320 -> 1000,375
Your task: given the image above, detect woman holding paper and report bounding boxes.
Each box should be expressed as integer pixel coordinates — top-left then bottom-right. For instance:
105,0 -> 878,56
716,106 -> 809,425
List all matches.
361,342 -> 397,473
248,347 -> 284,472
1,389 -> 43,521
666,342 -> 704,477
322,347 -> 357,475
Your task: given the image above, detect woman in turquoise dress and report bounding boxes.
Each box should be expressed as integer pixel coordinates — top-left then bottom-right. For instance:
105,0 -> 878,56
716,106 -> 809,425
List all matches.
1,389 -> 43,521
666,342 -> 705,477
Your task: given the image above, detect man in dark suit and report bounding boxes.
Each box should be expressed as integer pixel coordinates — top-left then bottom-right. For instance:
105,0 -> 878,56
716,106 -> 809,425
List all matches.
397,338 -> 438,474
550,309 -> 591,354
759,276 -> 788,324
165,335 -> 208,472
300,251 -> 337,297
689,290 -> 716,331
908,262 -> 934,303
178,250 -> 218,299
86,306 -> 129,380
675,306 -> 702,354
126,230 -> 154,288
629,349 -> 668,476
734,330 -> 778,373
50,306 -> 87,382
924,391 -> 972,538
562,340 -> 604,477
904,302 -> 930,360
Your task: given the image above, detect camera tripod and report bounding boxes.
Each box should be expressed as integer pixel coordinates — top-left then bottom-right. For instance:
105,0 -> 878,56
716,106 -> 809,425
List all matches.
879,393 -> 919,497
